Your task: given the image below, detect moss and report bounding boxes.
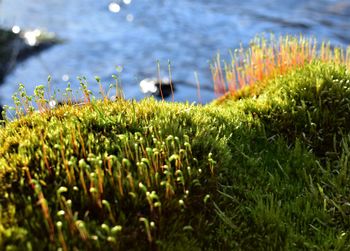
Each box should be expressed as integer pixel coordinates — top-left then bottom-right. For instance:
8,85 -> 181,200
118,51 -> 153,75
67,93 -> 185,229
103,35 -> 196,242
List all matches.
1,44 -> 350,249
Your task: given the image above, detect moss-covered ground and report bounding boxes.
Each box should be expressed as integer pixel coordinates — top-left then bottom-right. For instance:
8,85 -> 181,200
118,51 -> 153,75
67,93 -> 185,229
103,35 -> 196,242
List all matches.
1,37 -> 350,250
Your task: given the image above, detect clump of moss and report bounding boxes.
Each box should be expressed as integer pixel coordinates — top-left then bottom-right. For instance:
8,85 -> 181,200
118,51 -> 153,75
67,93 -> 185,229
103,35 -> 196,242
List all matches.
212,35 -> 350,101
213,61 -> 350,250
219,61 -> 350,157
1,36 -> 350,250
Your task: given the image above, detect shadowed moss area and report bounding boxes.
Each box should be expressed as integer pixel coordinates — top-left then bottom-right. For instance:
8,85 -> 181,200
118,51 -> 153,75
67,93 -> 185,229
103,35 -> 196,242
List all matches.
1,61 -> 350,250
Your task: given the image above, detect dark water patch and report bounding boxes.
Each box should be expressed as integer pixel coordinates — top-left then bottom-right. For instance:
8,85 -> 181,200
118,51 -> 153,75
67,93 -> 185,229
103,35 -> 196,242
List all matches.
249,12 -> 312,30
0,28 -> 58,84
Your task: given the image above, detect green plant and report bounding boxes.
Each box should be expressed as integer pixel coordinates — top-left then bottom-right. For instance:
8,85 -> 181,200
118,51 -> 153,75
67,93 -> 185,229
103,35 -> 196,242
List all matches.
212,35 -> 350,101
1,35 -> 350,250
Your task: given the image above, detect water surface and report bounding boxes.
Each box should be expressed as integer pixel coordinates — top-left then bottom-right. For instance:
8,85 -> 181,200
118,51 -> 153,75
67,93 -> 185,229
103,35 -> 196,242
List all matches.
0,0 -> 349,105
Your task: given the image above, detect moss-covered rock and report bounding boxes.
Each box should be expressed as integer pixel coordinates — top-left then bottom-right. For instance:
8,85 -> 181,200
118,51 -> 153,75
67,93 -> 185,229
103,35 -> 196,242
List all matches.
1,58 -> 350,249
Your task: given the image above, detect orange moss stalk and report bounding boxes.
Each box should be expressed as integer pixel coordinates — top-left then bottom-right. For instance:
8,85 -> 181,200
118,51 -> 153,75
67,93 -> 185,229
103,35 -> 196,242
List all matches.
212,35 -> 350,98
25,168 -> 55,241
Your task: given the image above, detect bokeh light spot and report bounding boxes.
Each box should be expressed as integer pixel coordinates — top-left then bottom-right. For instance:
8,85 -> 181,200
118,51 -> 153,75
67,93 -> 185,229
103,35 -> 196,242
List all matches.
49,100 -> 57,108
24,31 -> 38,46
126,14 -> 134,22
12,25 -> 21,34
108,2 -> 121,13
62,74 -> 70,82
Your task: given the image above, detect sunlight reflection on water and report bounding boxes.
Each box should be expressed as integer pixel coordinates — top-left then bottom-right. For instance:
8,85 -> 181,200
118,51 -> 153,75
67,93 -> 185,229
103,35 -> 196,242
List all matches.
0,0 -> 349,105
108,2 -> 121,13
11,25 -> 20,34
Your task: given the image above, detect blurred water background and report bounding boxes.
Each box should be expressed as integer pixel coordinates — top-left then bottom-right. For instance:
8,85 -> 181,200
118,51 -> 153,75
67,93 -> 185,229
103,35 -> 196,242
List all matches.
0,0 -> 349,105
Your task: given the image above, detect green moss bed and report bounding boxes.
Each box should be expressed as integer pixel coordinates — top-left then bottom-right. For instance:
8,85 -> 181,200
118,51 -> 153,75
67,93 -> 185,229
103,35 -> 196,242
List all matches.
1,61 -> 350,250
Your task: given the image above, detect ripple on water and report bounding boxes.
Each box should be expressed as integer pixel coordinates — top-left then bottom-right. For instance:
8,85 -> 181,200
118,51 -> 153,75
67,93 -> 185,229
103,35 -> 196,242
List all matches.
0,0 -> 349,106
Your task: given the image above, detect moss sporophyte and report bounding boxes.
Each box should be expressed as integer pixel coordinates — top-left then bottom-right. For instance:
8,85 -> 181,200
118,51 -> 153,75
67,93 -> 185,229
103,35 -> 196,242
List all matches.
1,35 -> 350,250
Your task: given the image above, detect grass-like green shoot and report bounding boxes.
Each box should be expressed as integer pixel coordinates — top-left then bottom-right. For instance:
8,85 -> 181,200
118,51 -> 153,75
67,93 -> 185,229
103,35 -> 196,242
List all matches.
1,35 -> 350,250
212,35 -> 350,101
